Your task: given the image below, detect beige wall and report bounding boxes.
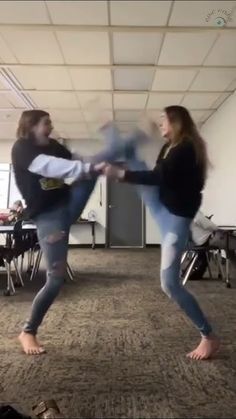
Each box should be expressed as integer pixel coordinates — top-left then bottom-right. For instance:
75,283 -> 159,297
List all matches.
0,140 -> 14,163
201,91 -> 236,225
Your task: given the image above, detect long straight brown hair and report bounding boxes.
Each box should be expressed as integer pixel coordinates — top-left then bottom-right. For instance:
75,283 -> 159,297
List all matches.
16,110 -> 49,140
164,105 -> 209,180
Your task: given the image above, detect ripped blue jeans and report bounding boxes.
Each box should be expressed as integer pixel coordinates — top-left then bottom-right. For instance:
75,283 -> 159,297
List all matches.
101,124 -> 212,337
23,139 -> 127,335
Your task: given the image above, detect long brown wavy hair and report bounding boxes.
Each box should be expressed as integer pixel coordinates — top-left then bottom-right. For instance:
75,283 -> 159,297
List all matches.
164,105 -> 209,180
16,110 -> 50,139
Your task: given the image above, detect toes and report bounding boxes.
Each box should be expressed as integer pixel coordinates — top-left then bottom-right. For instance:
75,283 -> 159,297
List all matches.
25,346 -> 45,355
187,350 -> 203,360
187,351 -> 195,359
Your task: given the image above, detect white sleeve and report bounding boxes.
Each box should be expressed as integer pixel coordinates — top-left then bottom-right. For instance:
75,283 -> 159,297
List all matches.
28,154 -> 91,180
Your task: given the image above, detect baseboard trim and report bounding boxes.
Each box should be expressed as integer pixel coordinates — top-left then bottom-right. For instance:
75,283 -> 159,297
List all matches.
68,244 -> 106,249
68,244 -> 160,249
146,244 -> 161,248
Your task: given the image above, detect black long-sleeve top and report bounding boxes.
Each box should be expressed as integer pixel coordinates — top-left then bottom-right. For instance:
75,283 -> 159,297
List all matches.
124,139 -> 205,219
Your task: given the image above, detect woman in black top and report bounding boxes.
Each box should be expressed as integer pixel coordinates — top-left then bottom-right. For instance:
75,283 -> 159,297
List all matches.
12,110 -> 126,355
100,106 -> 219,360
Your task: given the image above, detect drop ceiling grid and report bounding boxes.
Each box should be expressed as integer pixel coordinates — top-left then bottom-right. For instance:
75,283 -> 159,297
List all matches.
107,0 -> 115,130
0,1 -> 235,139
180,32 -> 221,104
145,0 -> 174,114
45,5 -> 89,136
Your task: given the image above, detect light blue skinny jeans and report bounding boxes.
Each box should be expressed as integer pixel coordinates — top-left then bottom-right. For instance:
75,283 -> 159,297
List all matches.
23,140 -> 127,335
101,124 -> 212,337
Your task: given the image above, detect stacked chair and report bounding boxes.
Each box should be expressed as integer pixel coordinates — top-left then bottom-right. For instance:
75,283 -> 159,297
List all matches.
0,219 -> 75,296
181,232 -> 229,287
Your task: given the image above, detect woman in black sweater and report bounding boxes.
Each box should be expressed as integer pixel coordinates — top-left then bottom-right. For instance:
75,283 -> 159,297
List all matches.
12,110 -> 128,355
101,106 -> 219,360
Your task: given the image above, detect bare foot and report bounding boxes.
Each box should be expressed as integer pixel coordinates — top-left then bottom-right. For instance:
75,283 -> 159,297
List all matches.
187,334 -> 220,361
18,331 -> 46,355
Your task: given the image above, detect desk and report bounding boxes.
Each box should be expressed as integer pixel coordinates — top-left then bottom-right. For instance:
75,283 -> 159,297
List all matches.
0,221 -> 96,248
218,226 -> 236,288
76,220 -> 96,249
0,224 -> 36,234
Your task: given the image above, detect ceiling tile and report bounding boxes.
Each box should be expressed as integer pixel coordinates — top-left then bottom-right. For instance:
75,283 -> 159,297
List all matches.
189,110 -> 211,123
0,78 -> 9,90
0,1 -> 49,24
0,93 -> 14,108
56,125 -> 88,137
47,109 -> 84,123
114,68 -> 154,91
69,68 -> 112,90
77,92 -> 112,109
83,109 -> 113,122
57,31 -> 110,65
0,34 -> 17,64
28,91 -> 79,109
211,92 -> 232,108
190,69 -> 236,91
0,109 -> 22,122
0,91 -> 26,108
169,1 -> 236,27
152,68 -> 197,91
115,110 -> 142,121
113,33 -> 163,64
146,109 -> 162,117
0,122 -> 17,139
55,122 -> 87,136
226,78 -> 236,91
181,92 -> 222,109
158,32 -> 217,65
117,122 -> 136,133
110,1 -> 172,26
11,67 -> 72,90
47,1 -> 108,25
1,31 -> 63,64
87,122 -> 106,135
147,93 -> 183,109
204,33 -> 236,66
114,93 -> 147,109
203,109 -> 216,120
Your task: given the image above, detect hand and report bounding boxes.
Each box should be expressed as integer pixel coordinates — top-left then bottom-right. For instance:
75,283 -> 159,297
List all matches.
93,162 -> 107,174
103,164 -> 125,180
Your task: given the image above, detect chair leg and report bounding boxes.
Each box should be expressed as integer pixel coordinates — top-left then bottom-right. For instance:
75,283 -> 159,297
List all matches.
182,253 -> 198,286
67,262 -> 75,282
206,252 -> 213,280
21,254 -> 24,274
30,249 -> 42,281
13,258 -> 24,287
4,261 -> 15,295
181,251 -> 188,264
216,251 -> 225,281
225,256 -> 231,288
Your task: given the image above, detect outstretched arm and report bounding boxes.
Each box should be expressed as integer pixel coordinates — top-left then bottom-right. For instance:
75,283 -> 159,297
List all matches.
28,154 -> 92,180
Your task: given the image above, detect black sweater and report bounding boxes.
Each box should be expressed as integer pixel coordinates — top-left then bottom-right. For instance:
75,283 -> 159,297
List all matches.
124,139 -> 205,218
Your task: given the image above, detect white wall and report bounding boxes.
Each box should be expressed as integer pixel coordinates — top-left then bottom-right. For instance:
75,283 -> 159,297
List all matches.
0,140 -> 14,163
201,91 -> 236,225
139,138 -> 163,244
66,138 -> 107,245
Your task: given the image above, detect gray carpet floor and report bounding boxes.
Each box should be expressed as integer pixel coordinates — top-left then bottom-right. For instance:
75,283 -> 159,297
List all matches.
0,248 -> 236,418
